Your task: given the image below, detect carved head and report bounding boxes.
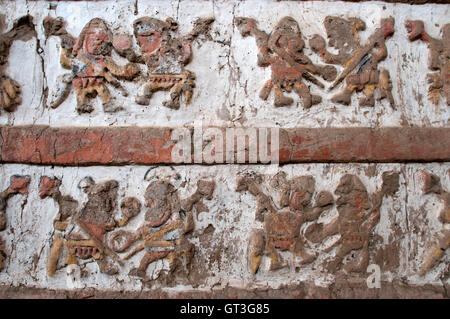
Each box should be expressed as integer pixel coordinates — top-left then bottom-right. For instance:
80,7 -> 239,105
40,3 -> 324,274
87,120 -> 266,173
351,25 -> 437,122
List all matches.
405,20 -> 424,41
120,197 -> 141,219
133,17 -> 169,54
272,17 -> 305,55
73,18 -> 112,56
78,176 -> 95,194
196,180 -> 215,200
422,172 -> 442,195
38,176 -> 61,199
380,17 -> 395,39
7,175 -> 31,195
144,180 -> 180,227
335,174 -> 369,210
289,176 -> 315,212
323,16 -> 365,51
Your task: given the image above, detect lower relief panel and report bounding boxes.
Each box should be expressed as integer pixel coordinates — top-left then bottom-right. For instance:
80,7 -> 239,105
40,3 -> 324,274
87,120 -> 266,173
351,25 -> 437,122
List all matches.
0,163 -> 448,297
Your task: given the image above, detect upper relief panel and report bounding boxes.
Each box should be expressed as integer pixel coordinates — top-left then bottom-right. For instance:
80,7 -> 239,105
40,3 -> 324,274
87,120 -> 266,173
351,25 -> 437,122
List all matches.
0,0 -> 448,128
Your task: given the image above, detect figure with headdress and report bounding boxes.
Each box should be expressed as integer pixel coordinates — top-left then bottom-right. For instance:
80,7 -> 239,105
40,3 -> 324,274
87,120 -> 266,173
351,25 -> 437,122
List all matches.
310,17 -> 396,108
235,16 -> 337,108
113,16 -> 214,110
405,20 -> 449,106
44,17 -> 139,113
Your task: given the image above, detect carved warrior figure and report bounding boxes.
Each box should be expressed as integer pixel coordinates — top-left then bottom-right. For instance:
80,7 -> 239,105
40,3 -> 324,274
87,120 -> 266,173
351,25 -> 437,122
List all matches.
109,178 -> 215,279
418,172 -> 450,276
112,17 -> 214,109
43,17 -> 140,113
0,175 -> 31,272
305,172 -> 399,273
41,176 -> 141,276
310,16 -> 396,107
237,171 -> 399,274
0,15 -> 36,114
236,172 -> 334,273
235,17 -> 337,108
405,20 -> 449,106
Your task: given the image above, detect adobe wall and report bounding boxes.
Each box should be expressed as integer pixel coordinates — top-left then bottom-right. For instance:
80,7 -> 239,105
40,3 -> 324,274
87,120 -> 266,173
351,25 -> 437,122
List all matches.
0,0 -> 448,298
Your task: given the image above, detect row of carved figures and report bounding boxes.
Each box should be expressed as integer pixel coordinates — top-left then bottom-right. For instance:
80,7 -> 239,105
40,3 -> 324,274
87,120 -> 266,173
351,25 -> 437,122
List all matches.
0,170 -> 448,282
0,15 -> 448,115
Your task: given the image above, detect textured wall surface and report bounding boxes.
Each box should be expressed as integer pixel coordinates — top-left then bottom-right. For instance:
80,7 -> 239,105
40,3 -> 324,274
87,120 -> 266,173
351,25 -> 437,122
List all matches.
0,0 -> 448,298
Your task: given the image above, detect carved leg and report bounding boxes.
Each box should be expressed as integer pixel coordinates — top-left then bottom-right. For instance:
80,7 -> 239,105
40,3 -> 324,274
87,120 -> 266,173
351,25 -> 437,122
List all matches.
0,76 -> 22,112
163,82 -> 182,110
177,241 -> 194,270
343,241 -> 370,273
249,230 -> 264,274
166,251 -> 178,273
47,236 -> 64,276
66,246 -> 78,266
75,88 -> 94,114
130,250 -> 169,278
97,84 -> 121,113
418,230 -> 450,276
377,68 -> 395,108
294,82 -> 321,109
273,84 -> 293,107
259,80 -> 273,100
136,82 -> 159,106
293,237 -> 316,264
326,241 -> 353,272
359,84 -> 376,107
96,256 -> 119,275
331,84 -> 355,105
266,238 -> 284,270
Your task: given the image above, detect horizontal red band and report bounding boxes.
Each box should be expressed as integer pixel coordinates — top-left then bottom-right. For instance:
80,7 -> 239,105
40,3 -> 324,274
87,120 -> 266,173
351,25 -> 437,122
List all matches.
1,126 -> 449,165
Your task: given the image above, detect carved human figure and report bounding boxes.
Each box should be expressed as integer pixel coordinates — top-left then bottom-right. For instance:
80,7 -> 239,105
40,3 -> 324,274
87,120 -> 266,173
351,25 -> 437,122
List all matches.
418,172 -> 450,276
41,176 -> 140,276
235,17 -> 337,108
0,175 -> 30,271
111,17 -> 214,109
43,17 -> 139,113
0,15 -> 35,114
110,179 -> 215,279
405,20 -> 449,106
236,172 -> 334,274
304,172 -> 399,273
310,17 -> 396,107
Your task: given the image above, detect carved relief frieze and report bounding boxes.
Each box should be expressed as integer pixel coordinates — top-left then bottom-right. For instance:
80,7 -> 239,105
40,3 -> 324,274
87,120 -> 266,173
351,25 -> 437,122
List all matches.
236,171 -> 400,274
40,174 -> 215,282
